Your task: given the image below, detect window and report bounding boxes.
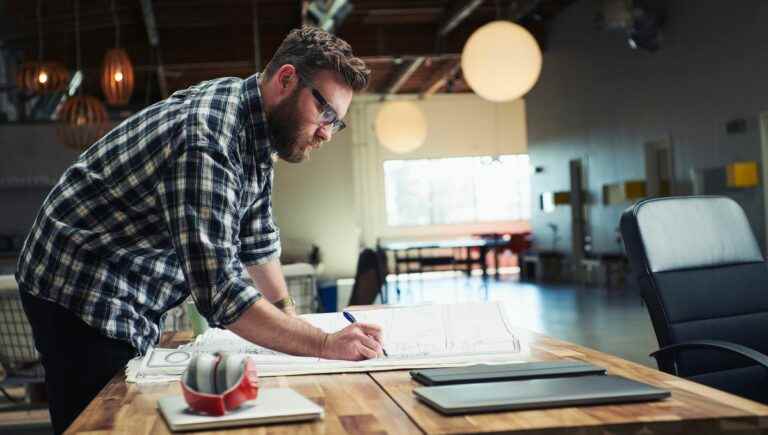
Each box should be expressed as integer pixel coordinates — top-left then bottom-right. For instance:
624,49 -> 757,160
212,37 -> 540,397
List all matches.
383,155 -> 531,226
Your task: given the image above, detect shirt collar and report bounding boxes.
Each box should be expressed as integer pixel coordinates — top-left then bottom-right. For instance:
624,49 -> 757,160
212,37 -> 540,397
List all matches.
242,73 -> 276,165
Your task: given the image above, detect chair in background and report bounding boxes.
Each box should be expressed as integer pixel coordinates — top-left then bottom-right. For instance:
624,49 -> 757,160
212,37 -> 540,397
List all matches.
0,275 -> 47,410
620,196 -> 768,403
348,248 -> 386,306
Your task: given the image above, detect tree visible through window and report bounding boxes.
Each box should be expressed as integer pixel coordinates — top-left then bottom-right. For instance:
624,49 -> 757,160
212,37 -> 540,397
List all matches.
383,155 -> 531,226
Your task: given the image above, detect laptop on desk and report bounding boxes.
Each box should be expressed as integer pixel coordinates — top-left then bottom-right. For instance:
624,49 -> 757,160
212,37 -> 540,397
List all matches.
410,360 -> 607,386
413,375 -> 670,415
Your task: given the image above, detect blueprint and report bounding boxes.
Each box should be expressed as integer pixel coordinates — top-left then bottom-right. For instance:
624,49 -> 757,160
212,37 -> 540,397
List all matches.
127,302 -> 526,383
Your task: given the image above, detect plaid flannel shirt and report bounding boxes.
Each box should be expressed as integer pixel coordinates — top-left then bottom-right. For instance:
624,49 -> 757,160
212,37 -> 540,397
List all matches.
16,74 -> 280,355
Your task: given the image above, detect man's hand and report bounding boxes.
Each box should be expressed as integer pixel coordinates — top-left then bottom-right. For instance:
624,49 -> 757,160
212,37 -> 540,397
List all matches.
320,322 -> 384,360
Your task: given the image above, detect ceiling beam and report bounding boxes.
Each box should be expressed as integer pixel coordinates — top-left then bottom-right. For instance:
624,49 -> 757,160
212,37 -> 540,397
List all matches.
382,56 -> 425,97
140,0 -> 169,98
419,0 -> 485,98
361,54 -> 459,64
420,60 -> 461,99
437,0 -> 485,37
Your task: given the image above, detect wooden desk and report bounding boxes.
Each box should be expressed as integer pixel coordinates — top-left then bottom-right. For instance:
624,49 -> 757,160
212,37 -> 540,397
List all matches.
66,331 -> 768,434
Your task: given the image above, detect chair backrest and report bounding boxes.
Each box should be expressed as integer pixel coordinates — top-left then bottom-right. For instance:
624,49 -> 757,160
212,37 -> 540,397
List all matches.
348,248 -> 385,306
620,196 -> 768,376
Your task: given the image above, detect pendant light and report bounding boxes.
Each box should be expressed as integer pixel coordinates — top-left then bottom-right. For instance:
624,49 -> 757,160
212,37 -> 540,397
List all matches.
57,0 -> 109,151
461,20 -> 542,102
16,0 -> 69,94
375,100 -> 427,154
101,0 -> 134,106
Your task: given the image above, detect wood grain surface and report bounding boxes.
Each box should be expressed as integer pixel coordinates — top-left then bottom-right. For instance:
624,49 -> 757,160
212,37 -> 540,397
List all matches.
371,331 -> 768,434
65,330 -> 768,434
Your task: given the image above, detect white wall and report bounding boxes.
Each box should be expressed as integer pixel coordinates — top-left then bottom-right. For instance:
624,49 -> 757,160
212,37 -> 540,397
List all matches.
526,0 -> 768,255
273,93 -> 530,278
0,97 -> 530,280
271,127 -> 360,279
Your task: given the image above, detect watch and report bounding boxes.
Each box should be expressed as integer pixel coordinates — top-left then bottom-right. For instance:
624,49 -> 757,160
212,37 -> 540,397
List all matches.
273,296 -> 296,310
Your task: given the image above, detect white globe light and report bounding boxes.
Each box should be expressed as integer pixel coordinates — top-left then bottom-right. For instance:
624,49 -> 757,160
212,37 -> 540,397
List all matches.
461,21 -> 542,102
374,101 -> 427,154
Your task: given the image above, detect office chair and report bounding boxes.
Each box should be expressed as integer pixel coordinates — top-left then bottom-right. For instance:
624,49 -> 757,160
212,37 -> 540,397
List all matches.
348,248 -> 386,306
620,196 -> 768,404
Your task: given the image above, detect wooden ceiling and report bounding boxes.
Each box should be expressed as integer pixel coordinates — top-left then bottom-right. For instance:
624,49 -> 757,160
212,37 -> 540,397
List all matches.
2,0 -> 576,107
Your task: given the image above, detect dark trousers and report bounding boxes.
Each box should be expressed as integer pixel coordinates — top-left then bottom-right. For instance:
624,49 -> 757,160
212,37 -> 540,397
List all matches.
19,291 -> 137,435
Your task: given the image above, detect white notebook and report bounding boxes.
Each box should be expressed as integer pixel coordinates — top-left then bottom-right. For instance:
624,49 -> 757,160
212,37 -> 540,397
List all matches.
157,388 -> 323,432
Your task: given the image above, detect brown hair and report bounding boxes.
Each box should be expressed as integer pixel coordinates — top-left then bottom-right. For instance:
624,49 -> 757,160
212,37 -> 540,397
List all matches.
263,26 -> 370,92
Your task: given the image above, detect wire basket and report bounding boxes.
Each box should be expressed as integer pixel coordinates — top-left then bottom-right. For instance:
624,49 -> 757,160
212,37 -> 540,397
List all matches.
284,263 -> 318,314
161,298 -> 193,333
0,276 -> 45,379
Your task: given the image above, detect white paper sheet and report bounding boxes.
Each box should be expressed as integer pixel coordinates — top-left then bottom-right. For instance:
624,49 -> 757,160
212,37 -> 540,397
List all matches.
127,302 -> 526,383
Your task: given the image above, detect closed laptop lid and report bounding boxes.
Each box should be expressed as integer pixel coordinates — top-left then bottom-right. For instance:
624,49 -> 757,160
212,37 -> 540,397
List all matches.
413,375 -> 670,415
411,360 -> 606,385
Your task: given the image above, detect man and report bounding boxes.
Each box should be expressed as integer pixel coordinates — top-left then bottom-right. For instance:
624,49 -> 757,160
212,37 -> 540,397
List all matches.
16,26 -> 383,434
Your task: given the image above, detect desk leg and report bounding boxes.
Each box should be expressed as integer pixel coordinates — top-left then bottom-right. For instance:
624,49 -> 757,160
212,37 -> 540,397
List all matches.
465,247 -> 471,275
480,246 -> 488,279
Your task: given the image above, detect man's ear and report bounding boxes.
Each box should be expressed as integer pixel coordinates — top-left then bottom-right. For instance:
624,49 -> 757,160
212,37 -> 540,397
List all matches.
275,64 -> 297,92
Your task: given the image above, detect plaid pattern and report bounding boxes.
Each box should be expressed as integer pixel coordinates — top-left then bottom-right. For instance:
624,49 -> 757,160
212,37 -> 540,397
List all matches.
15,74 -> 280,355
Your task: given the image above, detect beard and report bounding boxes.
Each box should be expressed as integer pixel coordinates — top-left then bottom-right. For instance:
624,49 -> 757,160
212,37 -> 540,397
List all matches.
266,88 -> 305,163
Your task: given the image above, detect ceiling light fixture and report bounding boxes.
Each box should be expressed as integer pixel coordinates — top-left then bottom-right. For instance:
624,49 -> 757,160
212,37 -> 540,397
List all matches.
374,100 -> 427,154
461,21 -> 542,102
58,0 -> 109,151
101,0 -> 134,106
307,0 -> 353,33
16,0 -> 69,94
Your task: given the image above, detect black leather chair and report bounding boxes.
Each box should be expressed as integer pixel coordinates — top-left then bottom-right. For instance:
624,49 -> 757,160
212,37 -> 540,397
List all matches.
620,196 -> 768,404
348,248 -> 387,306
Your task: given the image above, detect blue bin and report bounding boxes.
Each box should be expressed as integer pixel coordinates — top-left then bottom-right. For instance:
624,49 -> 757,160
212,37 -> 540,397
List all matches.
317,280 -> 338,313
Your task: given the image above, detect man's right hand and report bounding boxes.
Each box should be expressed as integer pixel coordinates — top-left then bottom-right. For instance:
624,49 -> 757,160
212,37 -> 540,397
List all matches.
321,322 -> 384,361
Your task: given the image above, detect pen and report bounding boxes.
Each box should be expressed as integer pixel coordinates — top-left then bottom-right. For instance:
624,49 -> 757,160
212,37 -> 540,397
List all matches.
343,311 -> 388,357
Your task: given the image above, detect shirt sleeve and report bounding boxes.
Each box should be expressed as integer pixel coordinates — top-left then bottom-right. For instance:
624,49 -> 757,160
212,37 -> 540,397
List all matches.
239,165 -> 281,266
157,145 -> 262,327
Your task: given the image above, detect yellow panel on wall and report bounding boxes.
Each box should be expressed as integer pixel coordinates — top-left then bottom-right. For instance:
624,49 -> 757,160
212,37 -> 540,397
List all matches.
726,161 -> 759,188
553,191 -> 571,204
602,180 -> 646,205
624,180 -> 647,199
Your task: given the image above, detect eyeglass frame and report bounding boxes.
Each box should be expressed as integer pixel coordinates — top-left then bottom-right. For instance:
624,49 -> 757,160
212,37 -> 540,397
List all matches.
295,73 -> 346,134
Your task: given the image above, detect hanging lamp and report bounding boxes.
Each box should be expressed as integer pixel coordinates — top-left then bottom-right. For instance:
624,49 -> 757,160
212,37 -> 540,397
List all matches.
100,0 -> 134,106
16,0 -> 69,94
375,100 -> 427,154
461,20 -> 542,102
57,0 -> 109,151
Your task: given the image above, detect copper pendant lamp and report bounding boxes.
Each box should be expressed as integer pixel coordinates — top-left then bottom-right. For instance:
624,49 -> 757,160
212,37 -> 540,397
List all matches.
57,95 -> 109,151
100,0 -> 134,106
57,0 -> 109,151
16,0 -> 69,94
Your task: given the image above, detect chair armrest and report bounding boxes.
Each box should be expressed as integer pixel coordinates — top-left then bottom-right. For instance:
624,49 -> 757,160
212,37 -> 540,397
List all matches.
650,340 -> 768,371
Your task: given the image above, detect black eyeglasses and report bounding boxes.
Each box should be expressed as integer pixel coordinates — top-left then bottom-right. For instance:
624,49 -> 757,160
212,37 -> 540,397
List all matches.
296,74 -> 346,134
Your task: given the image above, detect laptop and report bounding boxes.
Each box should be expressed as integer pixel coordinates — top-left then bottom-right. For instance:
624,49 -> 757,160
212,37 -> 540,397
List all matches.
410,360 -> 607,386
413,375 -> 670,415
158,388 -> 323,432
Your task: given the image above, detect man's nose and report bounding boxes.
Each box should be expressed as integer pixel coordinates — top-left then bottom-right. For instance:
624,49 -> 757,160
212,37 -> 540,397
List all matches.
316,124 -> 332,142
